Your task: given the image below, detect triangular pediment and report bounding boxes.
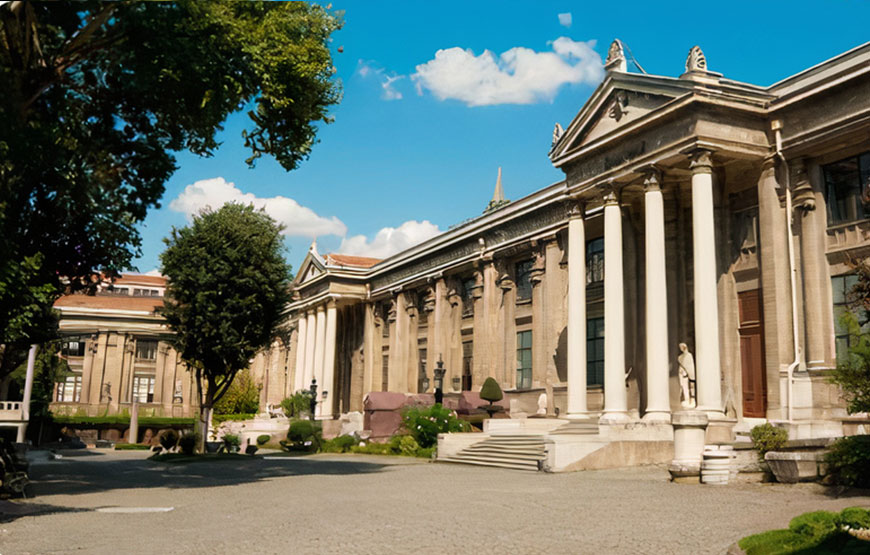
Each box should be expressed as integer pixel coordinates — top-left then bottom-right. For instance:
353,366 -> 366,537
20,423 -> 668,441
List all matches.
292,249 -> 326,287
550,73 -> 691,164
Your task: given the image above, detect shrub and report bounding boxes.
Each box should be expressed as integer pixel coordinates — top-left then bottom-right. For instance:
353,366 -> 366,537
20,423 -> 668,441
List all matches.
397,435 -> 420,456
256,434 -> 271,446
282,419 -> 322,452
280,391 -> 314,418
222,434 -> 241,451
212,413 -> 257,424
350,442 -> 392,456
402,403 -> 471,449
824,435 -> 870,488
788,511 -> 838,539
159,429 -> 180,451
837,507 -> 870,530
749,423 -> 788,459
178,432 -> 200,455
320,435 -> 357,454
114,443 -> 151,450
213,370 -> 261,415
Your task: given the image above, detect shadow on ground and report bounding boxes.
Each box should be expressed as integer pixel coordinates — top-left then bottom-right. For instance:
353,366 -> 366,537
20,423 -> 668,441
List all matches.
0,499 -> 89,523
27,453 -> 388,498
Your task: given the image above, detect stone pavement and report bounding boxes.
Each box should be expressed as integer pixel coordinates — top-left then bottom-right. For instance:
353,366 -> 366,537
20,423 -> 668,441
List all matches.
2,449 -> 869,554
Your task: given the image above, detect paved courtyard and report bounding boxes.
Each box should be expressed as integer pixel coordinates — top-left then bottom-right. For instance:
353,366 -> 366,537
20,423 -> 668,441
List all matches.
2,450 -> 870,554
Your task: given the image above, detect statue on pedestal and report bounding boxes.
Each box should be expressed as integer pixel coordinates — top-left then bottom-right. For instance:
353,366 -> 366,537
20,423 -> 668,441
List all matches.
678,343 -> 696,408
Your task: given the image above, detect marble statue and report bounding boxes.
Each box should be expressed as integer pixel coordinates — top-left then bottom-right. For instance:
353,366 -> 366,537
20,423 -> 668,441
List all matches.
678,343 -> 696,407
536,392 -> 548,415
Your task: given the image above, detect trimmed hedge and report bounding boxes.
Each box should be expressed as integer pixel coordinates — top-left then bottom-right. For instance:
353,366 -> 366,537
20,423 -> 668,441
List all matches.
212,413 -> 257,424
54,415 -> 195,428
738,507 -> 870,554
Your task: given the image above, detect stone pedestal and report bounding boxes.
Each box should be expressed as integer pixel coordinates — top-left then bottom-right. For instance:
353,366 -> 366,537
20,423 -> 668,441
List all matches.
669,410 -> 708,482
705,416 -> 737,444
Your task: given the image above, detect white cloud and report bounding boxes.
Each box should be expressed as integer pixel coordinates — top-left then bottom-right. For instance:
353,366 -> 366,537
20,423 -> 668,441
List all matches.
338,220 -> 441,259
144,269 -> 162,277
358,60 -> 404,100
411,37 -> 603,106
169,177 -> 346,239
558,13 -> 572,27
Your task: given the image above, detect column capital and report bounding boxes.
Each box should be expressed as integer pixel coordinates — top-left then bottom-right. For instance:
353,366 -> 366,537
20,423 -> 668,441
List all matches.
643,169 -> 662,193
315,303 -> 326,313
602,190 -> 620,206
567,199 -> 586,220
688,149 -> 714,174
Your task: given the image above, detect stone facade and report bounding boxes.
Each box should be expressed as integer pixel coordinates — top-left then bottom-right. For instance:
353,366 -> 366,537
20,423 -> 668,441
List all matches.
284,42 -> 870,437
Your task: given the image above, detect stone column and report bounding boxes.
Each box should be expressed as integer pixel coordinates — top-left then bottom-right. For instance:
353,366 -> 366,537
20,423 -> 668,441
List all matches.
304,310 -> 317,387
566,202 -> 588,418
294,313 -> 308,392
690,150 -> 723,416
312,306 -> 326,393
319,301 -> 337,418
601,190 -> 629,423
643,171 -> 671,422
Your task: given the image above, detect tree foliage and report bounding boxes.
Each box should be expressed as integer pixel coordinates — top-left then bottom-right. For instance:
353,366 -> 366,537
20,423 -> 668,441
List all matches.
213,369 -> 261,415
0,1 -> 341,357
160,203 -> 291,447
830,257 -> 870,414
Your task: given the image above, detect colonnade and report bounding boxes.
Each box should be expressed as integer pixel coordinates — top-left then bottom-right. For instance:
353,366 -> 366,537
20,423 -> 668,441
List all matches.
565,151 -> 725,422
293,300 -> 338,418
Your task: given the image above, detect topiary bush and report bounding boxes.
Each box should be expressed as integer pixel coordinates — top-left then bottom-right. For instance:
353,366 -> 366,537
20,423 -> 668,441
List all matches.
837,507 -> 870,530
178,432 -> 200,456
739,507 -> 870,555
749,423 -> 788,460
281,419 -> 322,452
159,429 -> 180,451
788,511 -> 839,539
402,403 -> 471,449
480,377 -> 503,403
824,435 -> 870,488
221,433 -> 241,453
256,434 -> 271,446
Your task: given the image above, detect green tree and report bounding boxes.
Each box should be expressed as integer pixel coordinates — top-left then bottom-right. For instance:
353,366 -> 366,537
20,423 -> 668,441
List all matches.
160,203 -> 291,451
213,369 -> 261,415
0,1 -> 341,374
830,257 -> 870,414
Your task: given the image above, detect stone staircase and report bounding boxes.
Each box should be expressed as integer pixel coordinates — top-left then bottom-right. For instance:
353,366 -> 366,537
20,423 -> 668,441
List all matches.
440,434 -> 548,471
549,420 -> 599,435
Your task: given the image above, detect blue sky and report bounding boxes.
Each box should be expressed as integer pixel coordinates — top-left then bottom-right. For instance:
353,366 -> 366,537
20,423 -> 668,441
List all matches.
134,0 -> 870,274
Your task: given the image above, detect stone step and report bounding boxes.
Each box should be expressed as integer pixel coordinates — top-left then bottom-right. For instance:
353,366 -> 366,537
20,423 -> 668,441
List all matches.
475,439 -> 546,447
441,455 -> 542,471
461,447 -> 546,460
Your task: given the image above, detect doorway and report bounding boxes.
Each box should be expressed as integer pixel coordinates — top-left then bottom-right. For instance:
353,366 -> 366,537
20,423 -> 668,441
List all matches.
738,289 -> 767,418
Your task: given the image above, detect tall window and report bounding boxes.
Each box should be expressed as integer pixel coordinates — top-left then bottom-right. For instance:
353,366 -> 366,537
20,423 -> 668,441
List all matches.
832,275 -> 869,363
462,341 -> 473,391
417,347 -> 428,392
587,238 -> 604,284
61,338 -> 86,357
135,340 -> 158,361
515,260 -> 533,302
824,151 -> 870,224
55,374 -> 82,402
132,374 -> 155,403
381,355 -> 390,392
516,330 -> 532,389
587,317 -> 605,386
461,277 -> 476,317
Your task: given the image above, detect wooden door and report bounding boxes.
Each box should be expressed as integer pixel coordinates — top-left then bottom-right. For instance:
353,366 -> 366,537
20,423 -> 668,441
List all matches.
738,289 -> 767,418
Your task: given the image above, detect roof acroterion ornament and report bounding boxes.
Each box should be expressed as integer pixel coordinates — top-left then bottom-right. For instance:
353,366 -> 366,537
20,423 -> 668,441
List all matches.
484,167 -> 510,213
604,39 -> 627,73
685,46 -> 707,73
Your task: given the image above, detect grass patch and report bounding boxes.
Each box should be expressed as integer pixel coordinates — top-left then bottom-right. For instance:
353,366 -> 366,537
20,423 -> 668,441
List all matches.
114,443 -> 152,451
739,508 -> 870,554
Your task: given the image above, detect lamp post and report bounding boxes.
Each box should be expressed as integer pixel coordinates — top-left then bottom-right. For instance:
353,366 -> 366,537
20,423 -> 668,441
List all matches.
308,379 -> 317,421
433,355 -> 446,405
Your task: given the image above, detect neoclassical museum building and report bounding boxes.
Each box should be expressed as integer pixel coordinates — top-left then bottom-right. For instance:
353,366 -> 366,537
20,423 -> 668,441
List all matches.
47,41 -> 870,442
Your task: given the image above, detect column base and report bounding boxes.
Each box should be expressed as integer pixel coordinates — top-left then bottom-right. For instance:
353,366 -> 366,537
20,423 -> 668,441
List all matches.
598,411 -> 631,424
565,412 -> 594,421
642,411 -> 672,423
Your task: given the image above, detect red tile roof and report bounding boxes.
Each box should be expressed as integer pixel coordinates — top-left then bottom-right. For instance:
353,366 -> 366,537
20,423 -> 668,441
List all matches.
112,274 -> 167,287
325,253 -> 381,268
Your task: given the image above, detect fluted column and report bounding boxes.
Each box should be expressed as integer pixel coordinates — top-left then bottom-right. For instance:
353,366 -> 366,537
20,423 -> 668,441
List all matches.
566,201 -> 588,418
600,190 -> 629,423
319,301 -> 338,418
690,149 -> 724,416
293,314 -> 308,392
312,305 -> 327,397
304,310 -> 317,387
643,171 -> 671,422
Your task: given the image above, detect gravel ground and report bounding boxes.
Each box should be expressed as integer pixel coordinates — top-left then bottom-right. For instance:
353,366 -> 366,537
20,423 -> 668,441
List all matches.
1,449 -> 869,554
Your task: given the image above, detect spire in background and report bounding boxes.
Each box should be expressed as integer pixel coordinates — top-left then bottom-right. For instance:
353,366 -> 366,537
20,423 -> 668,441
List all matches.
484,167 -> 510,213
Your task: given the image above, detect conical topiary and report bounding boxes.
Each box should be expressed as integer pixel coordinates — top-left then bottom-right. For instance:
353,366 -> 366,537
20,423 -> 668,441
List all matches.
480,377 -> 503,403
